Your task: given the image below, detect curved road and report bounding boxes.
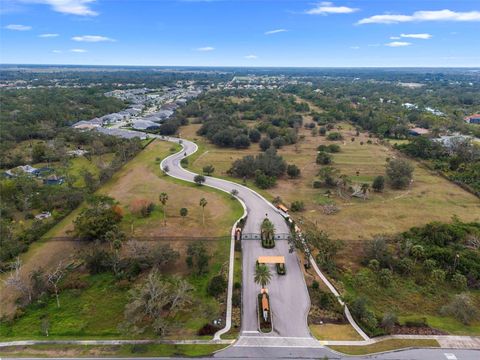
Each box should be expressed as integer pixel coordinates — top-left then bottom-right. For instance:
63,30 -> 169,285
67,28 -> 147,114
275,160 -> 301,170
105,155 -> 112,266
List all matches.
159,136 -> 312,340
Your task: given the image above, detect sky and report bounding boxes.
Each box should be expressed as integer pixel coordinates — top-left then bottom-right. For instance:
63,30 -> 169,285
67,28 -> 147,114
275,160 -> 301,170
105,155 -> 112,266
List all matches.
0,0 -> 479,67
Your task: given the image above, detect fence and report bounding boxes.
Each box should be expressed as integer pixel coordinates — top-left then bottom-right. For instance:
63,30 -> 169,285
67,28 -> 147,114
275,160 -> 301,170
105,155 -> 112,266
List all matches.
240,233 -> 291,241
41,236 -> 230,243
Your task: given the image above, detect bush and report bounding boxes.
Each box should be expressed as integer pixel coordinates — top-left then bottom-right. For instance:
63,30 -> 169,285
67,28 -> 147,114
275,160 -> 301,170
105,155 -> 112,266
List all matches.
327,132 -> 343,141
316,151 -> 332,165
327,144 -> 341,153
272,137 -> 286,149
286,164 -> 301,178
207,275 -> 227,297
291,201 -> 305,212
197,323 -> 220,336
259,137 -> 271,151
319,127 -> 326,136
234,134 -> 251,149
313,180 -> 322,188
255,170 -> 276,189
372,175 -> 385,192
441,293 -> 478,325
249,129 -> 261,143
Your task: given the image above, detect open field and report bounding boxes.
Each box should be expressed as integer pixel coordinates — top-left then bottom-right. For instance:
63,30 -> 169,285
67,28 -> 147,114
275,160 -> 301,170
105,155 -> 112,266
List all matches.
1,140 -> 243,338
183,121 -> 479,241
0,343 -> 227,358
329,339 -> 439,355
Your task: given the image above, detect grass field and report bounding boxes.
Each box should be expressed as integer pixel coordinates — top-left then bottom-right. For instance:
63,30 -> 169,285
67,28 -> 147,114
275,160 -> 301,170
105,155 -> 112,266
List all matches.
181,122 -> 479,241
0,343 -> 227,358
329,339 -> 439,355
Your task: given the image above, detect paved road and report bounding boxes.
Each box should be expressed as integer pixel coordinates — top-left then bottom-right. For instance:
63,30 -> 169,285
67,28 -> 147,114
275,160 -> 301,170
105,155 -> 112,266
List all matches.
160,137 -> 311,339
3,348 -> 479,360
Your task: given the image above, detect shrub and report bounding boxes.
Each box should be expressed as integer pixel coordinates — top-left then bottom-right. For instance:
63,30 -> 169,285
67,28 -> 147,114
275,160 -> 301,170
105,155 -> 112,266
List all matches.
327,144 -> 341,153
130,199 -> 155,218
372,175 -> 385,192
249,129 -> 261,143
319,127 -> 326,136
451,272 -> 467,290
207,275 -> 227,297
202,165 -> 215,175
327,132 -> 343,141
255,170 -> 276,189
286,164 -> 301,178
259,137 -> 271,151
316,151 -> 332,165
197,323 -> 220,336
441,293 -> 478,325
381,312 -> 398,334
272,137 -> 286,149
378,268 -> 393,287
313,180 -> 322,188
291,201 -> 305,212
234,134 -> 251,149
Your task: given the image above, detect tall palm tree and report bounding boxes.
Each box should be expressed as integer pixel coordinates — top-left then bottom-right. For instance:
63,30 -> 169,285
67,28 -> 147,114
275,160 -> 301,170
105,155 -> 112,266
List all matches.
261,218 -> 275,240
159,192 -> 168,226
199,198 -> 208,226
254,264 -> 272,289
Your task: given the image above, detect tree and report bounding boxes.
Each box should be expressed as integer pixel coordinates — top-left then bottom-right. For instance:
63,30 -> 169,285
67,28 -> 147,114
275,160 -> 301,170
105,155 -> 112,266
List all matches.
254,170 -> 276,189
207,275 -> 227,297
159,192 -> 168,226
451,273 -> 467,291
1,257 -> 32,305
186,242 -> 209,275
319,127 -> 326,136
230,189 -> 239,199
259,137 -> 271,151
286,164 -> 301,178
180,207 -> 188,219
194,175 -> 206,186
130,199 -> 155,218
272,137 -> 286,149
372,175 -> 385,192
199,197 -> 208,226
151,244 -> 180,269
410,244 -> 425,264
202,165 -> 215,176
46,262 -> 66,308
378,268 -> 393,287
291,200 -> 305,212
234,134 -> 251,149
386,158 -> 414,189
73,195 -> 123,242
254,264 -> 272,289
327,132 -> 343,141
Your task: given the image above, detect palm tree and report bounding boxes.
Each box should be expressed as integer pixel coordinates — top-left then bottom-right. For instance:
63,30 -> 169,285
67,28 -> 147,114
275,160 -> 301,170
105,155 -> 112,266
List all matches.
159,192 -> 168,226
254,264 -> 272,289
261,218 -> 275,241
199,198 -> 208,226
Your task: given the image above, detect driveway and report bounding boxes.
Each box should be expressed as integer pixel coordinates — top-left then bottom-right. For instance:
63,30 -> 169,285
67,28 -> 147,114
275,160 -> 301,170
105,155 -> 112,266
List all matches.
160,136 -> 312,339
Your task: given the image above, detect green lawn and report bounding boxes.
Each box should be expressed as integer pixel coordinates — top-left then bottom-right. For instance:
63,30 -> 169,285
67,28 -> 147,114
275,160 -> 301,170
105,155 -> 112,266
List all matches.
0,343 -> 227,358
330,339 -> 439,355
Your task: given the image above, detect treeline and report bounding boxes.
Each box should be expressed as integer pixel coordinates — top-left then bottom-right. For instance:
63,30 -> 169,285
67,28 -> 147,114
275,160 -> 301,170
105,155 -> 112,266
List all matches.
396,136 -> 480,194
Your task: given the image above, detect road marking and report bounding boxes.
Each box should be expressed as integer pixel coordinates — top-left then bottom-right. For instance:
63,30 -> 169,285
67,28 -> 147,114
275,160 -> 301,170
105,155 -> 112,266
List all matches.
444,353 -> 457,360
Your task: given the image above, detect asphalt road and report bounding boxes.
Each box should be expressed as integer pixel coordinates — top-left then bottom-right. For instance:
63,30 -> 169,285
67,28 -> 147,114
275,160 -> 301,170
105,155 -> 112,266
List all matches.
160,136 -> 311,338
4,348 -> 479,360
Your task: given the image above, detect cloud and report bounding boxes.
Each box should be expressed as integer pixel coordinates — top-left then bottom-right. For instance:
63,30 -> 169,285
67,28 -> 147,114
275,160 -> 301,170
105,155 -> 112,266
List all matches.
70,48 -> 87,52
306,2 -> 359,15
358,9 -> 480,25
265,29 -> 287,35
196,46 -> 215,51
350,46 -> 360,50
389,36 -> 400,40
19,0 -> 98,16
244,54 -> 258,59
400,33 -> 432,39
385,41 -> 411,47
39,33 -> 59,37
4,24 -> 31,31
52,49 -> 63,53
72,35 -> 115,42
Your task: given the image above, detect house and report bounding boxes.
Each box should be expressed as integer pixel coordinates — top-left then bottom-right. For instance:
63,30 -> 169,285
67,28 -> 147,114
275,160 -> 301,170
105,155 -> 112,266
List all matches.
96,127 -> 147,140
131,119 -> 160,131
464,114 -> 480,124
408,127 -> 430,136
67,149 -> 88,157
